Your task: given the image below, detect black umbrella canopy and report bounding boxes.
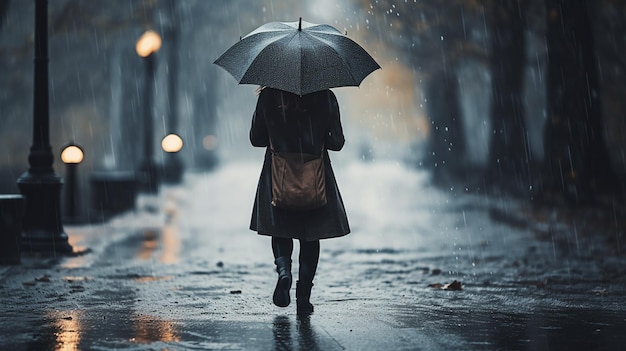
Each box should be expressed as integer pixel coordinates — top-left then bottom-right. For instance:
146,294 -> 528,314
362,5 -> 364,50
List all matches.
214,18 -> 380,95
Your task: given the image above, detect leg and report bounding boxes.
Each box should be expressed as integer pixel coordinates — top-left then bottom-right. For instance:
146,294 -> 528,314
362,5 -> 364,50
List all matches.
272,237 -> 293,259
298,240 -> 319,283
271,237 -> 293,307
297,240 -> 319,314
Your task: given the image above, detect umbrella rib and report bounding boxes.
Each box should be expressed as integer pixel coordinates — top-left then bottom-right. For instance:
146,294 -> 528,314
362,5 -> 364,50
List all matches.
306,34 -> 359,85
239,32 -> 303,92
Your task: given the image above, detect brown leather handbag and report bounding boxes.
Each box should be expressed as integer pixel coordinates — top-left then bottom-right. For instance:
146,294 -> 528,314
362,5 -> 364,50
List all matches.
270,142 -> 327,211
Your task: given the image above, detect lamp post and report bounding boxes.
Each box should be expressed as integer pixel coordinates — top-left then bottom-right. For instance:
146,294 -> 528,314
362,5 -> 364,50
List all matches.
161,133 -> 184,183
161,134 -> 184,153
136,30 -> 162,193
17,0 -> 72,254
161,0 -> 184,184
61,143 -> 84,221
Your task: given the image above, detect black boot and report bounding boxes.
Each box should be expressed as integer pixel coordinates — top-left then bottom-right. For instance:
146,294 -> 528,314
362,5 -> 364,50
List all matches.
296,281 -> 314,314
273,256 -> 292,307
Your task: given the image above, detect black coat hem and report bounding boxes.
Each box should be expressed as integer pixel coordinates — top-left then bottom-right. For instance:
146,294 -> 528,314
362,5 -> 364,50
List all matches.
251,227 -> 351,241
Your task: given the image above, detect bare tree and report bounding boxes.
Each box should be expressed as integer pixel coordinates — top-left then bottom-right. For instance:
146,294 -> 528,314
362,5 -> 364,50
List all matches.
542,0 -> 621,204
485,0 -> 535,197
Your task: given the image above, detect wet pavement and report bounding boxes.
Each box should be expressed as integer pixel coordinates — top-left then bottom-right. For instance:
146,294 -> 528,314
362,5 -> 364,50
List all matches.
1,161 -> 626,350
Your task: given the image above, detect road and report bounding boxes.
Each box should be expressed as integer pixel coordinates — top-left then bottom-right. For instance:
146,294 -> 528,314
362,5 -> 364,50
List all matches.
1,161 -> 625,350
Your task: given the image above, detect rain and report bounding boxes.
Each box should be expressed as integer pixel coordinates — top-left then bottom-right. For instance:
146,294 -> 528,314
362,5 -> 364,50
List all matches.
1,0 -> 626,350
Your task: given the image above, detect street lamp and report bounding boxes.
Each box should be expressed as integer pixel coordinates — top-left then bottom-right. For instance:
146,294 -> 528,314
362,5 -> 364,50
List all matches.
162,1 -> 185,184
136,30 -> 162,58
136,30 -> 162,193
17,0 -> 72,254
61,143 -> 84,222
161,134 -> 184,183
161,134 -> 183,153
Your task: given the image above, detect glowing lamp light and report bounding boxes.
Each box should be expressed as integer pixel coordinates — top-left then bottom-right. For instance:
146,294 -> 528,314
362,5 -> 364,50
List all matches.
161,134 -> 183,153
202,135 -> 218,151
136,30 -> 162,57
61,145 -> 84,164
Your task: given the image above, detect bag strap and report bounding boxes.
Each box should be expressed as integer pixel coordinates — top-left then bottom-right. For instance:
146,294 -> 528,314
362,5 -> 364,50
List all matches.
269,137 -> 324,157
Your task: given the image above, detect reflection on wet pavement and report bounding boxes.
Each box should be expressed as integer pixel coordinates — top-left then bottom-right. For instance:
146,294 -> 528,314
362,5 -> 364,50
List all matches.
135,208 -> 180,263
131,314 -> 180,344
29,310 -> 181,350
160,224 -> 181,264
392,303 -> 626,350
273,315 -> 325,351
273,315 -> 292,350
296,315 -> 319,351
47,310 -> 83,351
136,229 -> 161,261
131,275 -> 174,283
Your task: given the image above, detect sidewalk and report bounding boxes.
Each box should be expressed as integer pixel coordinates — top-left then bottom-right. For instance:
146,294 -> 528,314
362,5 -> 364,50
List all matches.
1,161 -> 626,350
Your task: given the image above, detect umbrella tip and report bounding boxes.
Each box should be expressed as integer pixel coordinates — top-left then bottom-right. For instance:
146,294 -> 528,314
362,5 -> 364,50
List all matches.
298,17 -> 302,31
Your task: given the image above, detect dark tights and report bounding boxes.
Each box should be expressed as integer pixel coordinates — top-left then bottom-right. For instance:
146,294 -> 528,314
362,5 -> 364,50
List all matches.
272,237 -> 319,283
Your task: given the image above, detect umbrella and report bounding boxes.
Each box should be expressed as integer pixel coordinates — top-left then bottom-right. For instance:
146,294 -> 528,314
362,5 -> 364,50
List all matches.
214,18 -> 380,96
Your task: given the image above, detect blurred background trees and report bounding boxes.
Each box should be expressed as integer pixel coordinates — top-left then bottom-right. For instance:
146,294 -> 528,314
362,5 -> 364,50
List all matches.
361,0 -> 626,205
1,0 -> 625,210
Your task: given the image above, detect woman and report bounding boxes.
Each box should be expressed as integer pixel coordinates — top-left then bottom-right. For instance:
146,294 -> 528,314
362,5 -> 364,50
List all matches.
249,87 -> 350,314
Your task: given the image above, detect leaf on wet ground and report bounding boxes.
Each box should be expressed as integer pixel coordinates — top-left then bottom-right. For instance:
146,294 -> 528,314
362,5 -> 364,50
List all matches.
428,280 -> 463,290
35,275 -> 51,282
64,276 -> 91,283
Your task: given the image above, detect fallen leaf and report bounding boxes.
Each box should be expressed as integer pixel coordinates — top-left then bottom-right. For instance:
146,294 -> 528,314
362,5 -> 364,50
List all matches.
443,280 -> 463,291
429,280 -> 463,291
35,275 -> 51,283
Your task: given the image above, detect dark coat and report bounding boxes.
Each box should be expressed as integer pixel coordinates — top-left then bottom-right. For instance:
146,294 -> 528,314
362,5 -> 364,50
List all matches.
249,88 -> 351,241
